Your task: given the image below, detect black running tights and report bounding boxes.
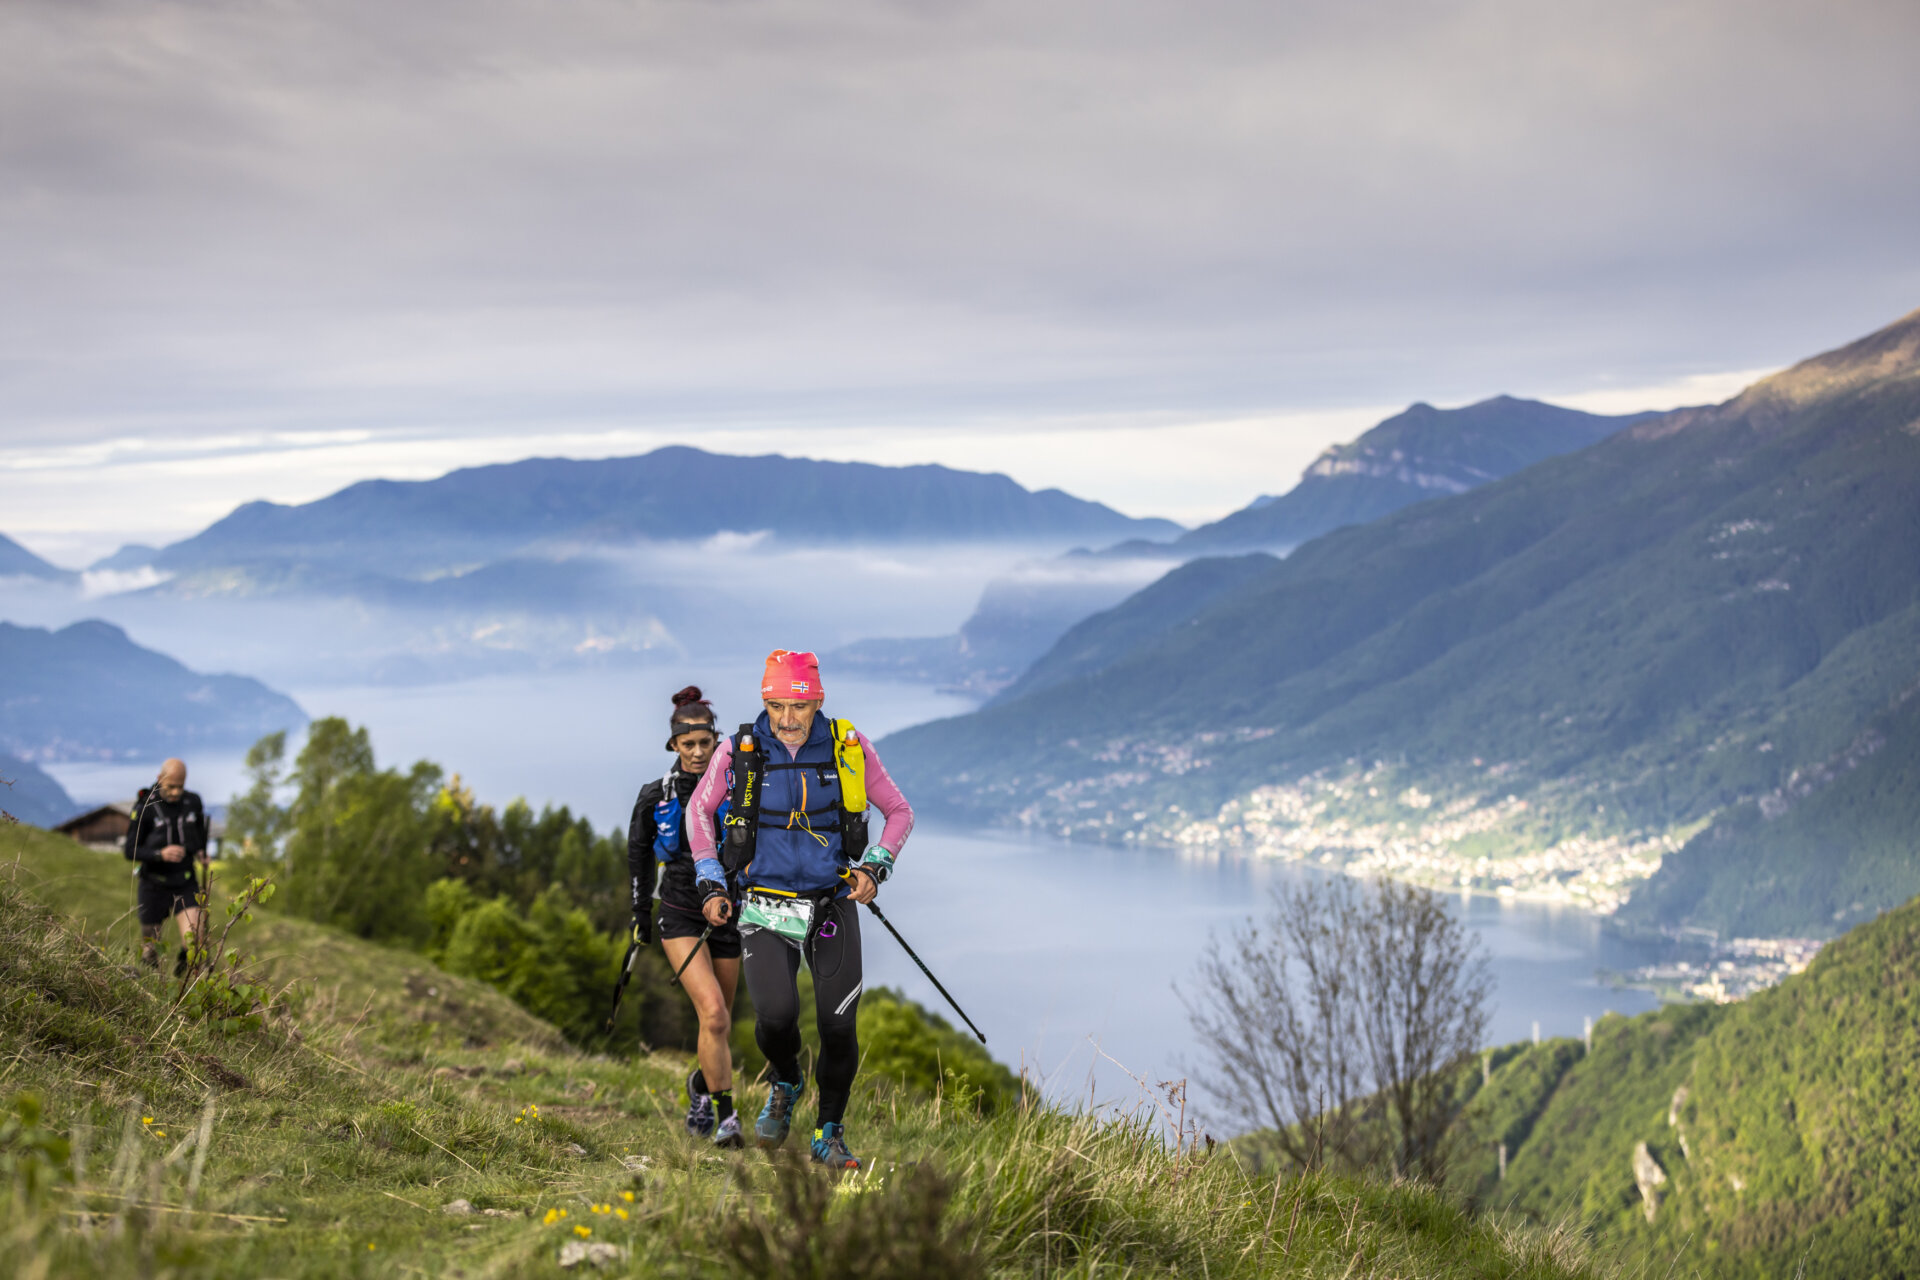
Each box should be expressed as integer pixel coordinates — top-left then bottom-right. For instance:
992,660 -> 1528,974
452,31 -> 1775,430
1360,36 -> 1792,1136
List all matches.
742,899 -> 863,1128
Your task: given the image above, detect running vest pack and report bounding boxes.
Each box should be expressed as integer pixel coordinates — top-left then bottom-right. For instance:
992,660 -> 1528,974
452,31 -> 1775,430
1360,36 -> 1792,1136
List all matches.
652,767 -> 729,863
720,715 -> 870,888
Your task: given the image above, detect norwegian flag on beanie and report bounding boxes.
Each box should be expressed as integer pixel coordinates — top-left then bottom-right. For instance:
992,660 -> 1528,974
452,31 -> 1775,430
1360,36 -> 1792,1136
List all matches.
761,649 -> 823,699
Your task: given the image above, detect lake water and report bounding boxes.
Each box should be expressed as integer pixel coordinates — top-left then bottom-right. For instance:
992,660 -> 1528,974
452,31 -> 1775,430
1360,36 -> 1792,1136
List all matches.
43,671 -> 1673,1127
863,826 -> 1669,1120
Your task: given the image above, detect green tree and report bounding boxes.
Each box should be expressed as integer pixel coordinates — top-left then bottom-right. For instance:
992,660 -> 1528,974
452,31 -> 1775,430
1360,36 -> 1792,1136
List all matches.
277,718 -> 441,944
425,787 -> 627,931
438,885 -> 620,1044
223,730 -> 288,863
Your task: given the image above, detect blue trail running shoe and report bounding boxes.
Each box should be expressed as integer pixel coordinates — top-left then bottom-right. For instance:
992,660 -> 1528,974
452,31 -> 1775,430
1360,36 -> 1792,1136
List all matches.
810,1122 -> 860,1171
712,1113 -> 744,1149
755,1080 -> 803,1149
684,1068 -> 714,1139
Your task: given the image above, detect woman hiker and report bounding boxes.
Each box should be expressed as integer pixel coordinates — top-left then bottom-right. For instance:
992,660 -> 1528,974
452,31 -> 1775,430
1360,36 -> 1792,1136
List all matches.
627,687 -> 747,1148
687,649 -> 914,1171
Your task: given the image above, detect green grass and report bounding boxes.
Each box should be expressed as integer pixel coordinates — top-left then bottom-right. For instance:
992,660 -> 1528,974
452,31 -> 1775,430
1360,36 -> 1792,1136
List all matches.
2,820 -> 1619,1277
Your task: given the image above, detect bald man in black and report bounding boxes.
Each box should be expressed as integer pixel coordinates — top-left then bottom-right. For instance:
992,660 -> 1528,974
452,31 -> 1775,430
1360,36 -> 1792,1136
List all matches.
123,757 -> 209,972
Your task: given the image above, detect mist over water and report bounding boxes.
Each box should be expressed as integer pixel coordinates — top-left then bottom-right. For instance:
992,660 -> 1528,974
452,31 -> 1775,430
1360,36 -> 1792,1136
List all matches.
0,537 -> 1064,692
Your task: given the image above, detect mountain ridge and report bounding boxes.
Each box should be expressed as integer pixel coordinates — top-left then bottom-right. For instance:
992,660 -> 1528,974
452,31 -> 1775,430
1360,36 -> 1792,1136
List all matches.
0,619 -> 309,762
0,532 -> 76,582
1177,395 -> 1654,552
142,446 -> 1182,577
880,307 -> 1920,940
833,395 -> 1641,698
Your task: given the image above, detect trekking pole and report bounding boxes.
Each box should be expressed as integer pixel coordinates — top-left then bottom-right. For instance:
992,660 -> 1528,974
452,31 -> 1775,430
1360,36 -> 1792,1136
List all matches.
859,896 -> 988,1045
669,924 -> 715,987
605,935 -> 643,1031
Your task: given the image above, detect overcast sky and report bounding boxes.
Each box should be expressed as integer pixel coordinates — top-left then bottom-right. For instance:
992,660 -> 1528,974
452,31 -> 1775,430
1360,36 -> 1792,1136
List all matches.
4,0 -> 1917,562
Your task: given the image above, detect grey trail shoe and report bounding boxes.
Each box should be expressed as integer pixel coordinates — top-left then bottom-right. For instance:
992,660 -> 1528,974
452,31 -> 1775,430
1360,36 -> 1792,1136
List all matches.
684,1068 -> 715,1139
755,1081 -> 803,1149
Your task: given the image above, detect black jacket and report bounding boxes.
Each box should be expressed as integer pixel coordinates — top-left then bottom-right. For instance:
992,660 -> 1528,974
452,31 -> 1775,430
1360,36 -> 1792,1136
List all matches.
627,766 -> 718,919
123,790 -> 208,887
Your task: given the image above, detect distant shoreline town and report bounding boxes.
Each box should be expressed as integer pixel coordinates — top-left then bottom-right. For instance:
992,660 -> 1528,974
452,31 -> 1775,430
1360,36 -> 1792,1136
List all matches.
1141,767 -> 1825,1003
1154,769 -> 1681,915
1601,935 -> 1824,1004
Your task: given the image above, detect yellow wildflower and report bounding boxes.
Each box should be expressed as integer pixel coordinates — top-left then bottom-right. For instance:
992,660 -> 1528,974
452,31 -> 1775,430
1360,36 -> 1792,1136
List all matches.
614,1208 -> 629,1221
573,1225 -> 592,1238
620,1190 -> 635,1203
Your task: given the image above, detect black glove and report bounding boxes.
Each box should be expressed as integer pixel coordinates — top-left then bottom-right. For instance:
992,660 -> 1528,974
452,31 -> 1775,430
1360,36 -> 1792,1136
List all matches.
697,879 -> 732,923
632,906 -> 654,947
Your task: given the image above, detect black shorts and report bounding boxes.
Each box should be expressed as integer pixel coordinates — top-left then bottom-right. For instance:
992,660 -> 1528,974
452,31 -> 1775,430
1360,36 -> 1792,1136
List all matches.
137,877 -> 200,927
657,898 -> 743,960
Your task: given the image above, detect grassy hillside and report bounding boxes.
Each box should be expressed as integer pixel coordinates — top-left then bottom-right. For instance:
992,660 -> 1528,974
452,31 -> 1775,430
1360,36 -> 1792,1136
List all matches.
1431,892 -> 1920,1276
884,308 -> 1920,939
0,819 -> 1619,1278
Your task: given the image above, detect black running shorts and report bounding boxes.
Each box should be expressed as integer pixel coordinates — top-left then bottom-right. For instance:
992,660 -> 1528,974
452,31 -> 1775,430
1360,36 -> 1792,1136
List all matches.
657,898 -> 743,960
137,877 -> 200,927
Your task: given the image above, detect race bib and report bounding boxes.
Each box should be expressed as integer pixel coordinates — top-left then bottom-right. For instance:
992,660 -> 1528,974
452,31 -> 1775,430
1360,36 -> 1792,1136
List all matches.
739,892 -> 813,943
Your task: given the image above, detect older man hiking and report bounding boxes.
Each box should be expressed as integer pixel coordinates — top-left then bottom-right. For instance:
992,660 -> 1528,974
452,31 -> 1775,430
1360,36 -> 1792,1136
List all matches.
685,650 -> 914,1171
123,757 -> 210,973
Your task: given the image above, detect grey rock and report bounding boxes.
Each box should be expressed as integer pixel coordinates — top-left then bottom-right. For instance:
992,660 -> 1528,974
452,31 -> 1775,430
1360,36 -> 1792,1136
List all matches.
558,1241 -> 622,1269
1632,1142 -> 1668,1223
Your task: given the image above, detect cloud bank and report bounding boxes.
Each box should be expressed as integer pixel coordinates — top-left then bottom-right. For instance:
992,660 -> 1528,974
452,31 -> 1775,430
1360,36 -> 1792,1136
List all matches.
2,0 -> 1916,553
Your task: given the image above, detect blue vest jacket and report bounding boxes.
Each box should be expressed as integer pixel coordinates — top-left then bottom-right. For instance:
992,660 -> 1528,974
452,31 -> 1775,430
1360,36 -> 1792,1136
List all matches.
744,710 -> 853,896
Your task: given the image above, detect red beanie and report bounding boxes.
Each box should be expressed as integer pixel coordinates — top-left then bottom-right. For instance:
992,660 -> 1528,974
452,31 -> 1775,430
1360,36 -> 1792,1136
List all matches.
762,649 -> 823,699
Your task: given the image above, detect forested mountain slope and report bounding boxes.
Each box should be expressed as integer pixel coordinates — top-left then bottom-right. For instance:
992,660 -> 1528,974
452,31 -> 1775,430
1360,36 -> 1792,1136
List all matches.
1447,890 -> 1920,1277
884,309 -> 1920,938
